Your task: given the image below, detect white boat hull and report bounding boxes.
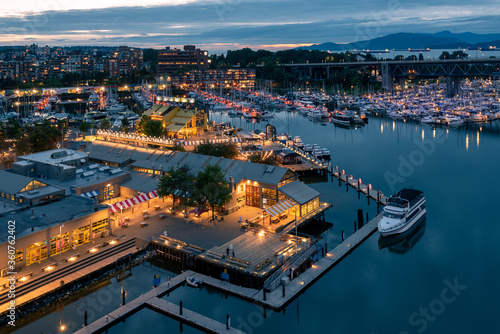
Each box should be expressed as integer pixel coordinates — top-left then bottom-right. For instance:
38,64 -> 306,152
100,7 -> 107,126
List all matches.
378,207 -> 426,236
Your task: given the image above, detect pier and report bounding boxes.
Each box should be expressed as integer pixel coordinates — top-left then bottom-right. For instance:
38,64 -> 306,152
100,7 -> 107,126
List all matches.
74,270 -> 244,334
78,213 -> 383,333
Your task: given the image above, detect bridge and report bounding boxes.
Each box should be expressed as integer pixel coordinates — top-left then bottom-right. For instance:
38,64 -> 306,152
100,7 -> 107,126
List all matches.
266,58 -> 500,96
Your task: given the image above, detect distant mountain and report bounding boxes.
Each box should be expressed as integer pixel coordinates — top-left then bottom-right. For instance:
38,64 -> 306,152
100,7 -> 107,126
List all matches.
297,31 -> 500,52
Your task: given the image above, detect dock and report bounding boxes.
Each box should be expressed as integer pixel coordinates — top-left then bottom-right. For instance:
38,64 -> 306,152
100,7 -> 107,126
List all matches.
73,270 -> 244,334
186,213 -> 382,310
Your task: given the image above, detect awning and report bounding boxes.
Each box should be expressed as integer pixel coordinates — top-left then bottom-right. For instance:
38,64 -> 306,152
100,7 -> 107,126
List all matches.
109,190 -> 160,213
109,198 -> 135,213
81,190 -> 100,198
265,199 -> 295,217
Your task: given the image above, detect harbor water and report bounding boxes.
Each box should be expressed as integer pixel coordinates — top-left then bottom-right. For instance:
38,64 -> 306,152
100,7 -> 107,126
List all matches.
13,111 -> 500,333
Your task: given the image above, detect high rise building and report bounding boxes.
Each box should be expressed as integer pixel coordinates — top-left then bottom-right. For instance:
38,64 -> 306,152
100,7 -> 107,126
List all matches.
157,45 -> 208,75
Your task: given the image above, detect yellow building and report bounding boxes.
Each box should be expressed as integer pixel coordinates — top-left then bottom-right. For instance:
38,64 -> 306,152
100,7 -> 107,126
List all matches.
143,105 -> 207,138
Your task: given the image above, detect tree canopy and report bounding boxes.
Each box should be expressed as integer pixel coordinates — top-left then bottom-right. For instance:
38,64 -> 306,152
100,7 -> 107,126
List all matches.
192,165 -> 232,221
157,165 -> 194,211
193,142 -> 239,159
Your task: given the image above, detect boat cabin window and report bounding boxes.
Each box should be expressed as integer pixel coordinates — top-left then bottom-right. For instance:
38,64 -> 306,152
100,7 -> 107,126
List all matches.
383,212 -> 404,219
388,198 -> 408,208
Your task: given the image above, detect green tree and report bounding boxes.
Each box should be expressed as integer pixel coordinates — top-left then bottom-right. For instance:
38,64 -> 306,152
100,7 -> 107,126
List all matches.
29,120 -> 61,153
248,153 -> 278,166
193,143 -> 239,159
121,117 -> 130,133
451,51 -> 469,59
439,51 -> 451,60
418,53 -> 424,61
193,165 -> 232,221
100,118 -> 111,130
157,165 -> 194,211
394,55 -> 404,61
79,121 -> 90,138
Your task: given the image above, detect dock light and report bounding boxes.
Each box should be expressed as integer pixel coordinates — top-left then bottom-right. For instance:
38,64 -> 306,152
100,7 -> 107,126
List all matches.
109,240 -> 117,245
45,266 -> 54,271
288,240 -> 292,244
68,256 -> 77,262
60,325 -> 66,331
89,248 -> 98,253
19,276 -> 28,282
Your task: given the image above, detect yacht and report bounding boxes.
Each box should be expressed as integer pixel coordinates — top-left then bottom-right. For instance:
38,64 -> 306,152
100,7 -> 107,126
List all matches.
303,144 -> 313,153
293,136 -> 304,149
378,189 -> 426,237
331,112 -> 351,125
321,148 -> 331,159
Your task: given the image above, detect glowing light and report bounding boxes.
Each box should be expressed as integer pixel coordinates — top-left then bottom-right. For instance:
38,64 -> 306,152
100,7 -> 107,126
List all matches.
466,134 -> 469,151
45,266 -> 53,271
68,256 -> 77,262
89,248 -> 98,253
380,124 -> 383,134
433,129 -> 435,138
109,240 -> 117,245
477,131 -> 480,148
421,129 -> 425,142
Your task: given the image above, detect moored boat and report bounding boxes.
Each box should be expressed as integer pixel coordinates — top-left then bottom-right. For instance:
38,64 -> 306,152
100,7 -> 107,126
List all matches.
378,189 -> 426,237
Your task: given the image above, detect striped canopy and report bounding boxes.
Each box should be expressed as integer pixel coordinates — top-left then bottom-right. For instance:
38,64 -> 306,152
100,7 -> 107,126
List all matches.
109,189 -> 160,213
265,199 -> 295,217
81,190 -> 100,198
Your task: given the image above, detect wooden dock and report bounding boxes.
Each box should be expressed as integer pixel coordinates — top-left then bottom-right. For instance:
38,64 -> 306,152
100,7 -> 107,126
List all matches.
330,166 -> 389,204
74,270 -> 243,334
176,213 -> 383,311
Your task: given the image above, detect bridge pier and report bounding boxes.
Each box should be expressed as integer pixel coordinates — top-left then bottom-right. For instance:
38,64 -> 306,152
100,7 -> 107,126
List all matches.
446,77 -> 460,98
381,63 -> 393,91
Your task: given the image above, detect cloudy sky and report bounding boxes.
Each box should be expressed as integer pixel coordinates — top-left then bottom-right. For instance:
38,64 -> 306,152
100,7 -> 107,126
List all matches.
0,0 -> 499,53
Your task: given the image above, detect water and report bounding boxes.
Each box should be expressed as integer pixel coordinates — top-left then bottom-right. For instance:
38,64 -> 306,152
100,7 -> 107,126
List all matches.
15,112 -> 500,333
12,263 -> 177,334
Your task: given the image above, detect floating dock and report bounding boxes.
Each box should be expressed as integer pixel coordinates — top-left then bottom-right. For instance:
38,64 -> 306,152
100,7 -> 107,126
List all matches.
73,270 -> 244,334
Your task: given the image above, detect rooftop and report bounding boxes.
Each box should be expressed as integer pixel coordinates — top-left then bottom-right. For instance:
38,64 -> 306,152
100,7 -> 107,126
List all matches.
19,149 -> 88,165
0,195 -> 107,239
0,170 -> 37,194
278,180 -> 320,205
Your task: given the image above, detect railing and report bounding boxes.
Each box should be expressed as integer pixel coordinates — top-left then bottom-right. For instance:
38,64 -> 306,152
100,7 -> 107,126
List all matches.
263,243 -> 311,291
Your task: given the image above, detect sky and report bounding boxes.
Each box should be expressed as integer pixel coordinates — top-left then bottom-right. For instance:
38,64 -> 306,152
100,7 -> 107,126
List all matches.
0,0 -> 499,53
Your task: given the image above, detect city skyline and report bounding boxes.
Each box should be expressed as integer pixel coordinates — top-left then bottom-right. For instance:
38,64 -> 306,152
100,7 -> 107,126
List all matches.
0,0 -> 499,53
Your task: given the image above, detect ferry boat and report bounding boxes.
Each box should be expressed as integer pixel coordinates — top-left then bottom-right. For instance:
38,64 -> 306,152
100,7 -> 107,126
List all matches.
378,189 -> 426,237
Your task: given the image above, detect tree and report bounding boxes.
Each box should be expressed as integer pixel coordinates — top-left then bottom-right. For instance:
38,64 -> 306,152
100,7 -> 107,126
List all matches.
121,117 -> 130,133
193,143 -> 239,159
157,165 -> 194,211
419,53 -> 424,61
193,165 -> 232,221
79,122 -> 90,137
451,50 -> 469,59
100,118 -> 111,130
249,153 -> 278,166
394,55 -> 404,61
29,120 -> 61,153
137,115 -> 163,137
439,51 -> 451,60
